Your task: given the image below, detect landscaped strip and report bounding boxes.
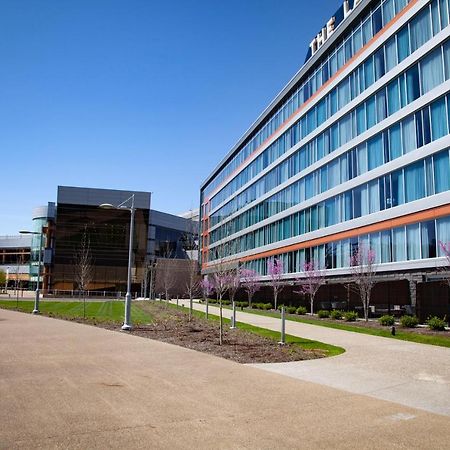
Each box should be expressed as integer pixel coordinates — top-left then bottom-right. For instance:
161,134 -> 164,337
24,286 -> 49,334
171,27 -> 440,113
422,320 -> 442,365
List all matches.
0,300 -> 152,324
163,301 -> 345,357
217,305 -> 450,349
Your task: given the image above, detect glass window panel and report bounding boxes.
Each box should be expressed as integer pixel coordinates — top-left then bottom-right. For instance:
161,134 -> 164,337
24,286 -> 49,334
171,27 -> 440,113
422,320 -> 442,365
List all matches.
407,224 -> 421,260
397,26 -> 410,62
374,47 -> 386,80
410,7 -> 431,53
405,160 -> 425,202
439,0 -> 449,28
434,150 -> 450,193
421,47 -> 444,94
389,123 -> 402,160
383,0 -> 395,24
402,115 -> 417,153
392,227 -> 406,262
387,79 -> 400,115
421,220 -> 437,258
381,230 -> 392,263
437,216 -> 450,253
366,96 -> 376,128
406,64 -> 420,103
444,40 -> 450,80
385,36 -> 397,73
431,97 -> 449,141
368,134 -> 383,170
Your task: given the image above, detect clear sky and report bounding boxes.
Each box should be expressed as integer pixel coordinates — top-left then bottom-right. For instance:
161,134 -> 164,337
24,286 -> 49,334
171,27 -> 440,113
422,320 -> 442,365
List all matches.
1,0 -> 343,235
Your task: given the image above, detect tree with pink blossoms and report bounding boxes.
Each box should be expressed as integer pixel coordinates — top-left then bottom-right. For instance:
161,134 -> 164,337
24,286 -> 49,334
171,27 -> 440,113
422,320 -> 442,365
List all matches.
295,260 -> 325,316
438,241 -> 450,290
267,257 -> 285,310
350,244 -> 377,322
240,268 -> 260,308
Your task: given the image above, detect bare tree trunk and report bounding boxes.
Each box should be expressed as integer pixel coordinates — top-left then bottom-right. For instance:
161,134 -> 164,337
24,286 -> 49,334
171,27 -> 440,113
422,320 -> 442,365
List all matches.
189,295 -> 193,322
274,291 -> 278,310
310,294 -> 314,316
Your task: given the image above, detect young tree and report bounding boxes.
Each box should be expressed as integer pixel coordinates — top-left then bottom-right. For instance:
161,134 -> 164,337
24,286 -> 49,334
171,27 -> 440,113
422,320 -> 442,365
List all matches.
200,276 -> 214,318
184,259 -> 200,321
213,270 -> 230,346
74,228 -> 93,320
350,244 -> 377,322
267,257 -> 285,310
295,260 -> 325,316
240,268 -> 260,308
438,241 -> 450,290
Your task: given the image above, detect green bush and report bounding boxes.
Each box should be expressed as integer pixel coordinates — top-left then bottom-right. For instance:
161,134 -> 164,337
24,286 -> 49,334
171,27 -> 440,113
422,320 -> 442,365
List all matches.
285,306 -> 297,314
296,306 -> 307,315
400,315 -> 419,328
235,301 -> 248,308
317,310 -> 330,318
344,311 -> 358,322
379,315 -> 395,326
330,309 -> 343,320
262,303 -> 272,310
427,316 -> 447,331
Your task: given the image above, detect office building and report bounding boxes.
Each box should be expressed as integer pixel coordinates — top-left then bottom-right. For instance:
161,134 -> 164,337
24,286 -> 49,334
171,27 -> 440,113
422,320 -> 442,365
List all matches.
200,0 -> 450,318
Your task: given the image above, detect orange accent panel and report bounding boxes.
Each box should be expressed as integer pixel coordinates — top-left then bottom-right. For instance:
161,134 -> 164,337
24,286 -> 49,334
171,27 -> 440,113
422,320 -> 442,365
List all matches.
204,0 -> 420,204
237,204 -> 450,263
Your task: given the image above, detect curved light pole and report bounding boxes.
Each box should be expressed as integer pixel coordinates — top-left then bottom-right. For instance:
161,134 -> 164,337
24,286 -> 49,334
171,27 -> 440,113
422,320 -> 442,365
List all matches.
20,229 -> 43,314
100,194 -> 135,331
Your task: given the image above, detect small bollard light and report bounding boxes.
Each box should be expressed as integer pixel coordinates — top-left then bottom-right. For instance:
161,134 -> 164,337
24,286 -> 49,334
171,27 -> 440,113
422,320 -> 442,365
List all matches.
230,301 -> 237,329
391,325 -> 396,336
279,306 -> 286,345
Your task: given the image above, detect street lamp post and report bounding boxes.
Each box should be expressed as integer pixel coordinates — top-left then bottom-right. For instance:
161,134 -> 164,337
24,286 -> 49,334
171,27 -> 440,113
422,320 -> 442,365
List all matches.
20,229 -> 44,314
100,194 -> 135,331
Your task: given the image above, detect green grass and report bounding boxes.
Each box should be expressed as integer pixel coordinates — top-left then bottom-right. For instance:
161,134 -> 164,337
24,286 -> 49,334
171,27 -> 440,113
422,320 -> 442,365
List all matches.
160,301 -> 344,357
0,300 -> 152,324
220,306 -> 450,349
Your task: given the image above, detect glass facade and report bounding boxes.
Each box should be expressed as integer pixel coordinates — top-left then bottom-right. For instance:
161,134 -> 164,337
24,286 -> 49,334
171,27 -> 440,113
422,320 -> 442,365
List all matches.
201,0 -> 450,281
53,204 -> 149,291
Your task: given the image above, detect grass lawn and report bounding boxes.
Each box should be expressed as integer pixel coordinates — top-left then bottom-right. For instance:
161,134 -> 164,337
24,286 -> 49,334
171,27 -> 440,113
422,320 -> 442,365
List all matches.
217,305 -> 450,349
164,301 -> 345,357
0,300 -> 152,324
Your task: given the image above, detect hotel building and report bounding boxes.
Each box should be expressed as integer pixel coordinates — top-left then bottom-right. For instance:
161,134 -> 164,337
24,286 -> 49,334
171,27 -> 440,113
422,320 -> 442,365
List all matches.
200,0 -> 450,318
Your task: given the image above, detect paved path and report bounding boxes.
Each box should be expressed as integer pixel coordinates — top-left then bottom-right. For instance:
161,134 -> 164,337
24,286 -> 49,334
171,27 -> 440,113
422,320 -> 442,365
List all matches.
1,309 -> 450,449
174,299 -> 450,417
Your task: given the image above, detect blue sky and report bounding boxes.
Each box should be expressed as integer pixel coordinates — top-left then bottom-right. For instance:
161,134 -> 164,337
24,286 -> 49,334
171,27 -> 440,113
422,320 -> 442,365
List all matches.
1,0 -> 343,234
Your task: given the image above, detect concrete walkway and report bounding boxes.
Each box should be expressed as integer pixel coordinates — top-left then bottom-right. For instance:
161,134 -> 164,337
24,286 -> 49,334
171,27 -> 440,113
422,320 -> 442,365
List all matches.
175,299 -> 450,417
1,308 -> 450,449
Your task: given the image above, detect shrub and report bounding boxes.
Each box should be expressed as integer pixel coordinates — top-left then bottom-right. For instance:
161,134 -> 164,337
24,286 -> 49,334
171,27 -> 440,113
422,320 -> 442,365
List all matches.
285,306 -> 297,314
330,309 -> 343,320
296,306 -> 307,315
317,310 -> 330,318
344,311 -> 358,322
427,316 -> 447,331
379,315 -> 395,326
400,315 -> 419,328
262,303 -> 272,310
235,301 -> 248,308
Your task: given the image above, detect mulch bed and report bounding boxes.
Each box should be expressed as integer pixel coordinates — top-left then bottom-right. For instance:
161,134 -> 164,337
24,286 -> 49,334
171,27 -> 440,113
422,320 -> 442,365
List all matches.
289,314 -> 450,338
108,303 -> 325,364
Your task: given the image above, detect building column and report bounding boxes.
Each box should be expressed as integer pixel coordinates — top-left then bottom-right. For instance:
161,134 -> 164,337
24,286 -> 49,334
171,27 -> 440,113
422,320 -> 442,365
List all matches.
409,279 -> 417,316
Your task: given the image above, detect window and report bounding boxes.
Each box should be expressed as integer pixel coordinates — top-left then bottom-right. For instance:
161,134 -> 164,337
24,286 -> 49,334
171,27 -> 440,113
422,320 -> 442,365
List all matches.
405,161 -> 425,202
421,47 -> 444,94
